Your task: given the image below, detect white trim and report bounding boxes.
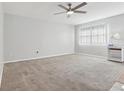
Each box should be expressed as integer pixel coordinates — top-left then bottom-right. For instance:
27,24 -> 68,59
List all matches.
121,48 -> 124,62
0,63 -> 4,88
75,52 -> 107,59
3,53 -> 74,64
79,24 -> 109,46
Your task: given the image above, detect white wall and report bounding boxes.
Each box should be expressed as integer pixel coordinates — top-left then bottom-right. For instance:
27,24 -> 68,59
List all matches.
0,3 -> 4,86
0,3 -> 3,62
75,14 -> 124,57
4,14 -> 74,61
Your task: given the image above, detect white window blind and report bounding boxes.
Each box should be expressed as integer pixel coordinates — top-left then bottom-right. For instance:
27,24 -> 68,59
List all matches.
79,24 -> 109,45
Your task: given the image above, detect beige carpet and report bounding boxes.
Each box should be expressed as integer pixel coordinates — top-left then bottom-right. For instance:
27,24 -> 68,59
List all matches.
1,54 -> 124,91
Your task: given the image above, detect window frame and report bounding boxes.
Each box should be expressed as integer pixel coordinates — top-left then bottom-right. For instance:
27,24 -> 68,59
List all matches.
79,24 -> 109,46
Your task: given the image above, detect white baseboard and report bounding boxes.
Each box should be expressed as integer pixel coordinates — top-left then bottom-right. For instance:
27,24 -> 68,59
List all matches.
3,52 -> 106,64
0,63 -> 4,88
75,53 -> 107,59
3,53 -> 74,64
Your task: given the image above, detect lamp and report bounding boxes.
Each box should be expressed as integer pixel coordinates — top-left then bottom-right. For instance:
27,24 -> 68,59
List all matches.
112,33 -> 120,40
109,33 -> 121,47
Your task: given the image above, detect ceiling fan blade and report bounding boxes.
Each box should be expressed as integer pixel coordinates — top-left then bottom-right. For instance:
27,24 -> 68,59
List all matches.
58,5 -> 69,11
54,11 -> 66,15
72,2 -> 87,11
74,10 -> 87,13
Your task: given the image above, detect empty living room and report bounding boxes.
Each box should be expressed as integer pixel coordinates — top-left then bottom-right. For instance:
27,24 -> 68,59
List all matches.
1,0 -> 124,92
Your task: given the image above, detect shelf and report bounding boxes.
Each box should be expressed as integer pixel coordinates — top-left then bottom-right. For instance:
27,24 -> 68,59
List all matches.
108,47 -> 124,62
108,57 -> 122,62
109,48 -> 121,50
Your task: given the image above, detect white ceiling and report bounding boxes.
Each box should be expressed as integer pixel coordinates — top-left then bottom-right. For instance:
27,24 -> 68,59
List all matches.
3,2 -> 124,25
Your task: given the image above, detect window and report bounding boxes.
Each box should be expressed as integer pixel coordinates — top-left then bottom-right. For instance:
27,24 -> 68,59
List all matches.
79,24 -> 109,45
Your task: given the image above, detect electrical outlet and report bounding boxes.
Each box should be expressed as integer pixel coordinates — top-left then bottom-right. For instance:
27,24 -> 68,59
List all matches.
36,51 -> 39,54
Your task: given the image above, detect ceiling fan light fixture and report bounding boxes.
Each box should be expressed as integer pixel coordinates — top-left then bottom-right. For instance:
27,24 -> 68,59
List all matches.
67,11 -> 74,15
55,2 -> 87,17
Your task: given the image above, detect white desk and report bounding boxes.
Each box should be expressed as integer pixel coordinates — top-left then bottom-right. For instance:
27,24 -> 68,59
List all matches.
108,47 -> 124,62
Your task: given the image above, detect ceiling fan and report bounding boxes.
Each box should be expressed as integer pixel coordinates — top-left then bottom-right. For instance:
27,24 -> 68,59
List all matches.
54,2 -> 87,18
